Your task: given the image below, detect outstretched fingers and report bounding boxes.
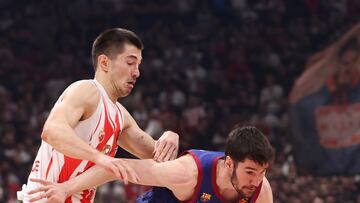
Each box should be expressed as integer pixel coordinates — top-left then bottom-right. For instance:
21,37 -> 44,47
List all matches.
28,186 -> 47,195
162,143 -> 175,161
30,178 -> 52,186
153,140 -> 165,161
29,191 -> 48,202
114,159 -> 140,184
153,131 -> 179,162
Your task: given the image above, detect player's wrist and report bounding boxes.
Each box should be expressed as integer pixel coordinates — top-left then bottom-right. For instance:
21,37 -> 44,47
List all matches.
62,180 -> 75,198
90,151 -> 105,164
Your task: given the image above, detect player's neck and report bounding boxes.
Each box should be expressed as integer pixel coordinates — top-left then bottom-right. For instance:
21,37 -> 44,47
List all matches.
94,74 -> 118,103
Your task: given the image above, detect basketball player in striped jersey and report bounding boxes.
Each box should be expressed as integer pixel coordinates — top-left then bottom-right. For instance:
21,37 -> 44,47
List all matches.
17,28 -> 179,203
29,126 -> 274,203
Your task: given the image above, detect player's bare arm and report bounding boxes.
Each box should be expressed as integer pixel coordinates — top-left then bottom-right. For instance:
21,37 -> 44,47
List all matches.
150,155 -> 197,201
114,154 -> 197,200
118,104 -> 179,161
41,80 -> 102,161
27,160 -> 137,203
28,155 -> 197,203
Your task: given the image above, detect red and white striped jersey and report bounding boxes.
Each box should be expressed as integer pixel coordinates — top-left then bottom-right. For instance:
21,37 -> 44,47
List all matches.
25,79 -> 124,203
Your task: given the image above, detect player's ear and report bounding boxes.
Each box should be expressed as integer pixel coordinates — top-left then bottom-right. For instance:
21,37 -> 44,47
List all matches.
98,54 -> 110,72
225,156 -> 234,170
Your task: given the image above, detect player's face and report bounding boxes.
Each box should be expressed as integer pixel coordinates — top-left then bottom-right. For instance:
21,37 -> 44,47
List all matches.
109,43 -> 142,97
338,49 -> 359,85
230,159 -> 268,198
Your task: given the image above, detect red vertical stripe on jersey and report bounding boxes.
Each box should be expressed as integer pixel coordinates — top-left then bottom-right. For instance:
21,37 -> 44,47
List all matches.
184,151 -> 204,203
45,148 -> 55,179
45,157 -> 53,179
115,104 -> 124,132
95,101 -> 118,154
211,156 -> 229,203
90,111 -> 102,140
250,181 -> 262,203
104,98 -> 116,130
108,113 -> 120,157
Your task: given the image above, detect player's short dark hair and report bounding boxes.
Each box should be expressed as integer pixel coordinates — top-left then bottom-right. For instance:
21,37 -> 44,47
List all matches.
91,28 -> 143,70
225,126 -> 275,166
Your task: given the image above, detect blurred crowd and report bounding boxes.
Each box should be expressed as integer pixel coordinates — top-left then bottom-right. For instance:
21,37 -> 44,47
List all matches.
1,0 -> 360,202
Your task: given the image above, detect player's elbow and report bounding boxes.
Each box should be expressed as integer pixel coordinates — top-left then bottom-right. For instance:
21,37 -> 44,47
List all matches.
41,122 -> 59,144
41,125 -> 52,142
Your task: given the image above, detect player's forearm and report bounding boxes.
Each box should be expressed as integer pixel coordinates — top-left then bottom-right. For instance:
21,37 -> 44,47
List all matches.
63,160 -> 159,195
122,159 -> 162,185
41,122 -> 101,162
122,158 -> 191,189
63,165 -> 117,196
119,108 -> 157,159
130,136 -> 155,159
119,132 -> 155,159
63,158 -> 186,196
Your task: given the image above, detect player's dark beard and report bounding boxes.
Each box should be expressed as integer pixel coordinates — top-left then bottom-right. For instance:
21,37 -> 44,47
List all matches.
230,167 -> 246,199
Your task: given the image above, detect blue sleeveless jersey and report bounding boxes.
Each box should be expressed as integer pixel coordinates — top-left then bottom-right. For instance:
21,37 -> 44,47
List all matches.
136,186 -> 178,203
136,150 -> 262,203
185,150 -> 226,203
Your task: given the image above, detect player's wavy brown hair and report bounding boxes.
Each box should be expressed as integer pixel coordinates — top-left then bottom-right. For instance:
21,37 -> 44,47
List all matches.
225,126 -> 275,165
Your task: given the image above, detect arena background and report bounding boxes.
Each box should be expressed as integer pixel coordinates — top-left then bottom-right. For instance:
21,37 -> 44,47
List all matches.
1,0 -> 360,202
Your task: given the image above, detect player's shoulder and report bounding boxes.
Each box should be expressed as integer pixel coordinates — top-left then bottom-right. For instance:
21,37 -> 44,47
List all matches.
68,79 -> 97,90
176,154 -> 198,170
65,80 -> 98,94
262,177 -> 272,191
60,79 -> 100,103
256,177 -> 273,203
115,101 -> 125,110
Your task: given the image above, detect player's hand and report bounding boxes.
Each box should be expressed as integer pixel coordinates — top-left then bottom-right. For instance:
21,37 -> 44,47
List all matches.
153,131 -> 179,162
93,154 -> 139,184
28,178 -> 67,203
